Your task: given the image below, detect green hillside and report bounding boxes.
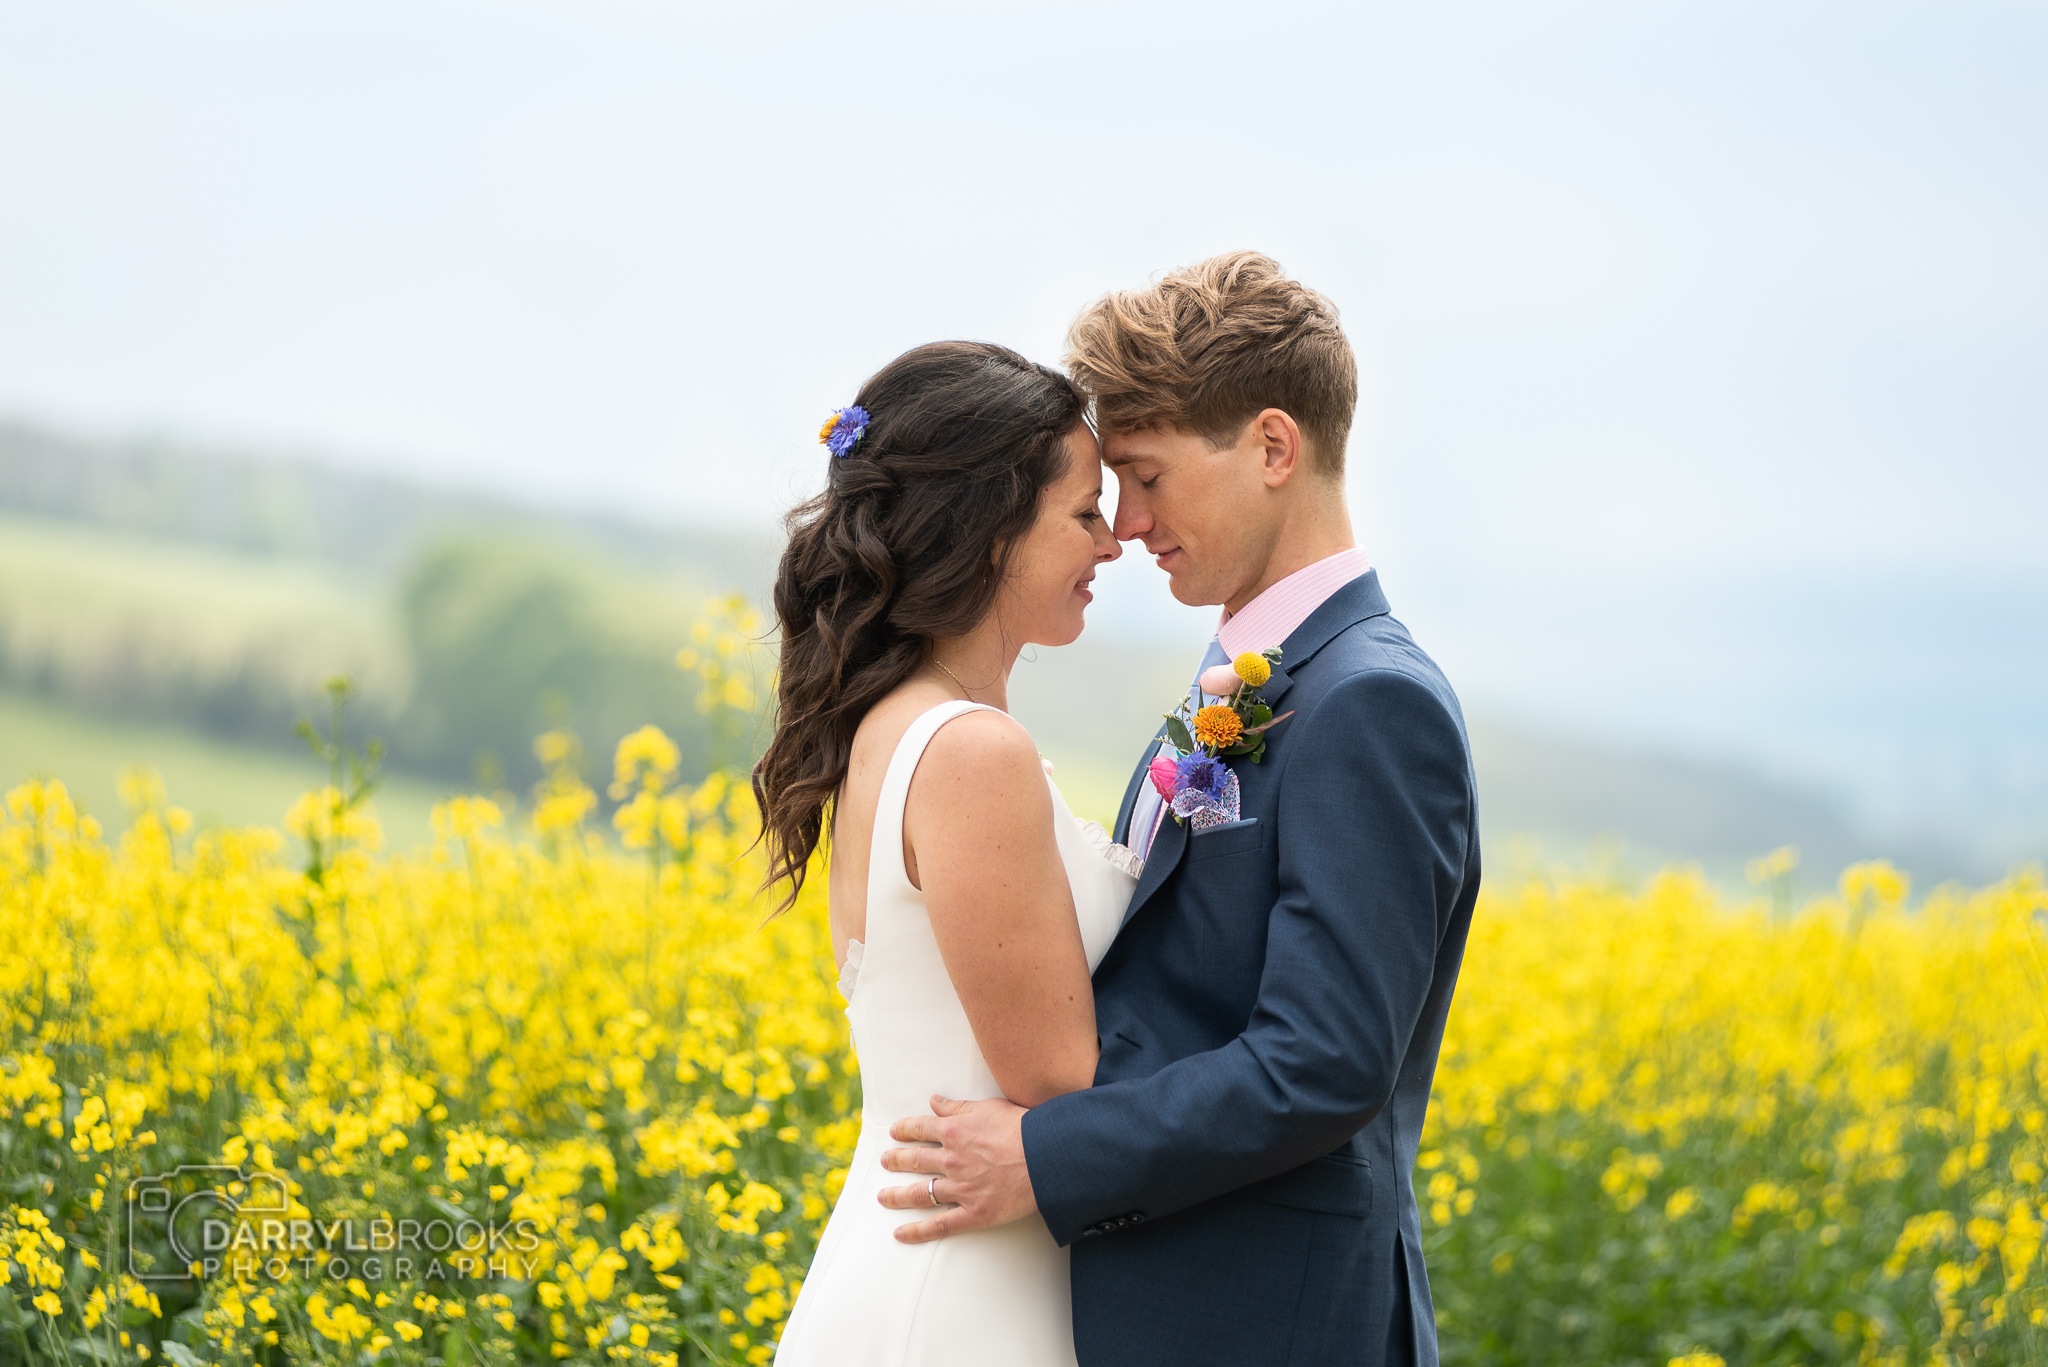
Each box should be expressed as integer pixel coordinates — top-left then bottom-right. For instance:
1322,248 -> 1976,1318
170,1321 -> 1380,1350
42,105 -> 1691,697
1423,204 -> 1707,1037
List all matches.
0,509 -> 409,733
0,507 -> 764,791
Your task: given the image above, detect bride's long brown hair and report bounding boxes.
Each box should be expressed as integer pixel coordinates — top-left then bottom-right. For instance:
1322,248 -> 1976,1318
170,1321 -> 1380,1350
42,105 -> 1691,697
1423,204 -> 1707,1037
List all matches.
753,341 -> 1085,909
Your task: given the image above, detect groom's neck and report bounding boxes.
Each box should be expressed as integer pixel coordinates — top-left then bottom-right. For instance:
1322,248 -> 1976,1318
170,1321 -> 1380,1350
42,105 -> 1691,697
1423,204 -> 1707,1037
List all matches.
1222,498 -> 1357,616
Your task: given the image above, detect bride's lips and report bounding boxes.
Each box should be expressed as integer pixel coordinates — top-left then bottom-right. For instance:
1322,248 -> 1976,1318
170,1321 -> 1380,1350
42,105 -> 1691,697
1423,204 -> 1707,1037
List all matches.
1075,577 -> 1094,603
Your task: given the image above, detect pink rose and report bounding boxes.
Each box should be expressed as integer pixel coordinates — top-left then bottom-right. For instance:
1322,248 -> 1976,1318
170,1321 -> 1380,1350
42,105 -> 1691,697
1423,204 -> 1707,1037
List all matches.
1148,755 -> 1179,797
1198,663 -> 1241,698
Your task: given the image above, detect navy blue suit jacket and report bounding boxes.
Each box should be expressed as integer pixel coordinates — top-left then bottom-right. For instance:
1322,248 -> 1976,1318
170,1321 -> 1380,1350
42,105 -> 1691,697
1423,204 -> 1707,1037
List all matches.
1021,571 -> 1480,1367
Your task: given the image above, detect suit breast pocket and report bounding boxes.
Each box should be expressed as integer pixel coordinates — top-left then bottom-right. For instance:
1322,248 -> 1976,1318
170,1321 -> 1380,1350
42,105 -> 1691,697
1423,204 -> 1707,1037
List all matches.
1186,816 -> 1262,862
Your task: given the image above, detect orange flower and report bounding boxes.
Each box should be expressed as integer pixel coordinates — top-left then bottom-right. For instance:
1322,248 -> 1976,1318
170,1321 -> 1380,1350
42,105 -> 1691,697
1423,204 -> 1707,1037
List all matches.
1192,705 -> 1244,749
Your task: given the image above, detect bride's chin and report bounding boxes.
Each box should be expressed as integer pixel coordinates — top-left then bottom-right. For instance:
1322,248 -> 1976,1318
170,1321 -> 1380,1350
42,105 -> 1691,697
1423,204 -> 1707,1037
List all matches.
1040,616 -> 1086,648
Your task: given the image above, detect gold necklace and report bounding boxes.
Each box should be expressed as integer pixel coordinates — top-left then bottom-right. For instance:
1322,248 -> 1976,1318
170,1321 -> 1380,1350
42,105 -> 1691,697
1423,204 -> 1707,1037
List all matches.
931,655 -> 984,697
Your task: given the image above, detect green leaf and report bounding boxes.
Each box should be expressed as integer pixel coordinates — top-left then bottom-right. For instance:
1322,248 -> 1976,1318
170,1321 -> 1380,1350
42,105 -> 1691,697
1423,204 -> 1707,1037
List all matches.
1244,709 -> 1295,735
1250,704 -> 1273,727
1163,716 -> 1195,753
161,1342 -> 206,1367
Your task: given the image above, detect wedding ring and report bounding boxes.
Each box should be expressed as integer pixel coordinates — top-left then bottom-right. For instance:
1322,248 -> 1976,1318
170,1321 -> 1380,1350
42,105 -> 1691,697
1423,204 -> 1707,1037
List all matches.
927,1176 -> 941,1207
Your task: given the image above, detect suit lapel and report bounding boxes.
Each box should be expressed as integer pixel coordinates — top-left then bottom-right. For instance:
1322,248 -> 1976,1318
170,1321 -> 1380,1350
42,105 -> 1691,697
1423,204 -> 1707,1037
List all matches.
1258,661 -> 1297,712
1111,729 -> 1164,844
1269,570 -> 1391,683
1121,803 -> 1188,926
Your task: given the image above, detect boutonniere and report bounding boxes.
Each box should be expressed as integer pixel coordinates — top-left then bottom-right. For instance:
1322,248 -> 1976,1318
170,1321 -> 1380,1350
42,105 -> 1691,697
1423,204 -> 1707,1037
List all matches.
1150,648 -> 1296,828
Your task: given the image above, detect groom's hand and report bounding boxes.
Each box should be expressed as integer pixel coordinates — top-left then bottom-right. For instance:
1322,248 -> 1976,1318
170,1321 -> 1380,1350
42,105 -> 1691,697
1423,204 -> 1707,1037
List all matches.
876,1095 -> 1035,1243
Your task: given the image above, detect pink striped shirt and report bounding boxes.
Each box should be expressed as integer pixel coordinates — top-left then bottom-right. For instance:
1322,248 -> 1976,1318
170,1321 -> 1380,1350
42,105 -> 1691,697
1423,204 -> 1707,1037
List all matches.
1216,547 -> 1373,658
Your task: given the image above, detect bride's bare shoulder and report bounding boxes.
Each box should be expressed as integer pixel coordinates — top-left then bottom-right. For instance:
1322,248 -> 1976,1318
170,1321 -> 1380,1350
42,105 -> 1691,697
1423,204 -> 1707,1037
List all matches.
916,704 -> 1036,767
845,680 -> 970,777
908,707 -> 1046,826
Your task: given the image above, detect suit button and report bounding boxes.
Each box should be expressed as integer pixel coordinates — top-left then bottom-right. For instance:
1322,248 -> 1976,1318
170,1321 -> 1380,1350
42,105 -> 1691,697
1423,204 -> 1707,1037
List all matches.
1127,1212 -> 1145,1225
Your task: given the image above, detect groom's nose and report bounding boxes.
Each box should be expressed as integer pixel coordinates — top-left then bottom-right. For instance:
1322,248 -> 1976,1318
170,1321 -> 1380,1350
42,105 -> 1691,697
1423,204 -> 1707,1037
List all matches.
1112,493 -> 1150,543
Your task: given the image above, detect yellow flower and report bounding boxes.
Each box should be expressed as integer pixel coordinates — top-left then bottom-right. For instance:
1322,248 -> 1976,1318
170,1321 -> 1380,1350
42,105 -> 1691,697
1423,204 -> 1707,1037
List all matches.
611,725 -> 681,800
1192,705 -> 1244,749
818,413 -> 841,442
2,608 -> 2043,1367
1232,651 -> 1271,687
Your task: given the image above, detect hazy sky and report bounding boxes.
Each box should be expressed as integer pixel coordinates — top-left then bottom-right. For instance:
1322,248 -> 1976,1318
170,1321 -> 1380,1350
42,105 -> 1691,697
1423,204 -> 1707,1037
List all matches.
3,0 -> 2044,830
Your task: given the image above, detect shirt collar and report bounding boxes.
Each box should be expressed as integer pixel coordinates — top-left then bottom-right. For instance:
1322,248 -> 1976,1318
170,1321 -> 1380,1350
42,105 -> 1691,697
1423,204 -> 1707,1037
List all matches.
1215,547 -> 1373,658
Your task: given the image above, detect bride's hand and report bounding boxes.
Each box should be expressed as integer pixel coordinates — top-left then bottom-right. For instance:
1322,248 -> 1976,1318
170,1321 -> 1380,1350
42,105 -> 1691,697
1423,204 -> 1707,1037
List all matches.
876,1095 -> 1035,1242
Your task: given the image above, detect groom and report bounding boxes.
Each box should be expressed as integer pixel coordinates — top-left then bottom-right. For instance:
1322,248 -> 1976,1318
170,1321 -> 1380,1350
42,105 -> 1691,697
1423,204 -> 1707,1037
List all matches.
878,251 -> 1480,1366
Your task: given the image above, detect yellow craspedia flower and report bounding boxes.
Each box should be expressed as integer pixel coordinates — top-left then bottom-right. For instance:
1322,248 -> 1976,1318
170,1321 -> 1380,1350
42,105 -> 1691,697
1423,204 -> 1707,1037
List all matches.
1192,705 -> 1244,749
1232,652 -> 1271,687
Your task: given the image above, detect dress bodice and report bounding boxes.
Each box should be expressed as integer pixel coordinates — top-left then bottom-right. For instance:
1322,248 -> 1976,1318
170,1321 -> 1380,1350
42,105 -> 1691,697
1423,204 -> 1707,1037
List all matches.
839,700 -> 1136,1123
776,699 -> 1135,1367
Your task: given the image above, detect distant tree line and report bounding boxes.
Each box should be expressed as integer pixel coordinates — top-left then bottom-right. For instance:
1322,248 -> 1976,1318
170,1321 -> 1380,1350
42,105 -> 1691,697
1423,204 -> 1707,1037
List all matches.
0,419 -> 779,792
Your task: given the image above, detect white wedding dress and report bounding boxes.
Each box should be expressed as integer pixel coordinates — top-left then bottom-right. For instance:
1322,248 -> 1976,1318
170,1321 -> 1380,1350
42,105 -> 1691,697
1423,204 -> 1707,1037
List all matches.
774,700 -> 1138,1367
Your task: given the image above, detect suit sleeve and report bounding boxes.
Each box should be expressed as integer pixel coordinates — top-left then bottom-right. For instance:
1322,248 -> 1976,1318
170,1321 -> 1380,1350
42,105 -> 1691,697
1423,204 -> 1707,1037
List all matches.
1020,667 -> 1473,1245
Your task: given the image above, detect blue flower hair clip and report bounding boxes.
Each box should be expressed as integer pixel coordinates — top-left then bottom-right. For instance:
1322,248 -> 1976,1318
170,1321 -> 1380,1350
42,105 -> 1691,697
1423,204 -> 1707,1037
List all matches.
818,405 -> 871,459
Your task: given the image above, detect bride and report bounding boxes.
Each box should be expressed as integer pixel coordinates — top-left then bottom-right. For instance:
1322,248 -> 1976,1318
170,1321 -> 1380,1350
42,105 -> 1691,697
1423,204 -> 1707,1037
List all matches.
753,340 -> 1136,1366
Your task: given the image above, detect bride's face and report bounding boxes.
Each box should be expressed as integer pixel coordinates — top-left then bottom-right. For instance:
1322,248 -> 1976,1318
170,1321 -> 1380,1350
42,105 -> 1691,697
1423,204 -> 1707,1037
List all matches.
995,425 -> 1121,648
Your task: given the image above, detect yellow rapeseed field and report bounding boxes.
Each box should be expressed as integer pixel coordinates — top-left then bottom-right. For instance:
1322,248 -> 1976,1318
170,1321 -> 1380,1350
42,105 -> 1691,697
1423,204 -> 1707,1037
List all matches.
1,718 -> 2043,1364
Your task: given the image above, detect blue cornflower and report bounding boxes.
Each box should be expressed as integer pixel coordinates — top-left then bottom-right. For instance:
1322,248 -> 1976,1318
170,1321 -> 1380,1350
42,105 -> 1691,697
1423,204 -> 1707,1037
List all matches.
1175,752 -> 1229,802
819,405 -> 872,459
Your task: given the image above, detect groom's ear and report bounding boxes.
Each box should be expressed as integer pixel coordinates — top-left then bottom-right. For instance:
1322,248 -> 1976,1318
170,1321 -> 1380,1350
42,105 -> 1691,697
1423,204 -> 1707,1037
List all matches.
1252,409 -> 1305,489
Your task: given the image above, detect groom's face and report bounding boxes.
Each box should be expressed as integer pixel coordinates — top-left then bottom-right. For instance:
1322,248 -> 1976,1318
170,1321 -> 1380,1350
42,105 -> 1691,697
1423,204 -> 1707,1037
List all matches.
1103,420 -> 1279,609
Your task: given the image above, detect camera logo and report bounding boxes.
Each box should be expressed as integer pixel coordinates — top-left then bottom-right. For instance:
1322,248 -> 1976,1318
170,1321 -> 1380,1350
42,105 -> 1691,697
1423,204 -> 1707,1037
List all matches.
126,1166 -> 292,1283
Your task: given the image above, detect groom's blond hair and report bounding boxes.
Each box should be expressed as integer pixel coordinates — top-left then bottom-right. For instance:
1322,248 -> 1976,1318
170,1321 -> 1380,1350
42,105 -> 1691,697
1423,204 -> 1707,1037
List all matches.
1064,251 -> 1357,477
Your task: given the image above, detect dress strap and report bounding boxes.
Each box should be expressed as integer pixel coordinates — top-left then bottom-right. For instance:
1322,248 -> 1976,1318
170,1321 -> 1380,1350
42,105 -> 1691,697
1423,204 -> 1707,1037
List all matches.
866,700 -> 998,914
